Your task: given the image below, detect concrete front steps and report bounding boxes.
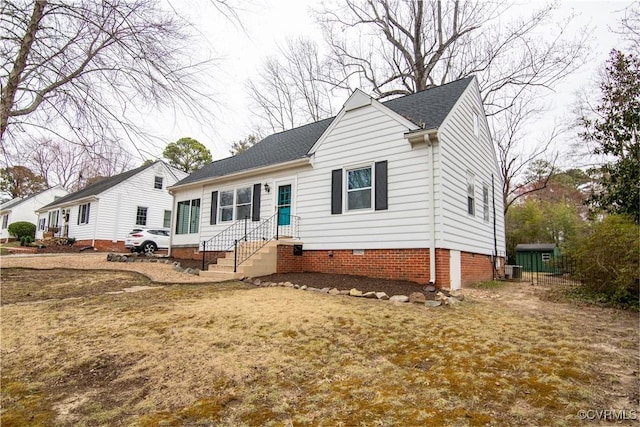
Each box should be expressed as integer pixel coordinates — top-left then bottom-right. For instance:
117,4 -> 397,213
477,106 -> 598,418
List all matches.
199,239 -> 295,281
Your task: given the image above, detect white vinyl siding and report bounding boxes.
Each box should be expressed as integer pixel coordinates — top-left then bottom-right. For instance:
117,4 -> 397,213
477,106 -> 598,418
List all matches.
438,79 -> 505,255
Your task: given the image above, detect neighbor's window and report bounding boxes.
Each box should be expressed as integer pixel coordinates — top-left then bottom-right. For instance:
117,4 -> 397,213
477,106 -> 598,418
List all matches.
1,214 -> 7,229
483,185 -> 489,222
541,253 -> 551,262
48,210 -> 60,227
39,218 -> 46,231
347,166 -> 372,211
163,210 -> 171,228
219,190 -> 234,222
77,203 -> 91,225
236,187 -> 252,220
467,172 -> 475,216
176,199 -> 200,234
136,206 -> 148,226
154,176 -> 163,189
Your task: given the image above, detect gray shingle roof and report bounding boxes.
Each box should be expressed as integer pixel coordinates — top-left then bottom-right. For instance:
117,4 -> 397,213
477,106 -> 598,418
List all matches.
1,197 -> 25,211
175,76 -> 474,187
39,162 -> 156,210
515,243 -> 557,251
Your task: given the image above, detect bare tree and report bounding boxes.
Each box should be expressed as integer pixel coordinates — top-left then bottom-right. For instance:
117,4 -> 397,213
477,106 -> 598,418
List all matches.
618,2 -> 639,55
312,0 -> 590,212
0,0 -> 227,156
23,138 -> 132,191
247,37 -> 340,133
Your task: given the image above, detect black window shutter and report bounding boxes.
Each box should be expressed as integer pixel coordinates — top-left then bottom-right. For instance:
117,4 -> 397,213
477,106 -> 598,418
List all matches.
252,183 -> 261,221
210,191 -> 218,225
331,169 -> 342,214
375,161 -> 388,211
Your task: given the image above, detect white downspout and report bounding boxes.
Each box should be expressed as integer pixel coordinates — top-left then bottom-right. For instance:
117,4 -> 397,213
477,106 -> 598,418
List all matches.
426,132 -> 437,285
92,200 -> 100,248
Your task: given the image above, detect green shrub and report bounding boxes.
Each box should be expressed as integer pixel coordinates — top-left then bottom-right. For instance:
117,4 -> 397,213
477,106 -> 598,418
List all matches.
570,215 -> 639,307
20,236 -> 26,246
25,236 -> 32,245
8,221 -> 36,240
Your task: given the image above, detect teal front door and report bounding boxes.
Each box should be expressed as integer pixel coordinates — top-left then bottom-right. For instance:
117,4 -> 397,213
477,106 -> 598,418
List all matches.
277,184 -> 292,226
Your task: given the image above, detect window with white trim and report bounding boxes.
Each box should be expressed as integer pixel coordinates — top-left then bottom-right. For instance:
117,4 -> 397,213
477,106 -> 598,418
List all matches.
78,203 -> 91,225
163,210 -> 171,228
467,172 -> 475,216
236,187 -> 252,220
346,166 -> 372,211
1,214 -> 7,229
136,206 -> 148,226
541,253 -> 551,262
48,210 -> 60,228
176,199 -> 200,234
38,218 -> 46,231
154,176 -> 163,189
483,185 -> 489,222
473,112 -> 480,138
218,187 -> 253,222
219,190 -> 234,222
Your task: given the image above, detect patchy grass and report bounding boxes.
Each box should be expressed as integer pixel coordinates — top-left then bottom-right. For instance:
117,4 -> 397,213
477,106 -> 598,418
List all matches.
1,269 -> 638,426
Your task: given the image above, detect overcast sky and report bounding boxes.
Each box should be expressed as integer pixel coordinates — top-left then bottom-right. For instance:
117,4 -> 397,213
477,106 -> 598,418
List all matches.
147,0 -> 634,163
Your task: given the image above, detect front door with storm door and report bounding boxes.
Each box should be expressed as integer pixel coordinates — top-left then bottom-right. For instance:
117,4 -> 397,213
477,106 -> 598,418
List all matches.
277,184 -> 292,237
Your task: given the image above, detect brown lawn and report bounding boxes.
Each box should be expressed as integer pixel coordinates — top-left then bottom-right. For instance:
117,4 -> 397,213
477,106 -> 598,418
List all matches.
1,267 -> 638,426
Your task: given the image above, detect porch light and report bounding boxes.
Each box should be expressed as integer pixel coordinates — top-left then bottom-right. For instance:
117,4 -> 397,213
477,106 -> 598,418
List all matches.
264,183 -> 270,193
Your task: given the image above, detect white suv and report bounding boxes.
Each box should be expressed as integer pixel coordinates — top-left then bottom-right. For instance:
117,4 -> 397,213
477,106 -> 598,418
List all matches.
124,228 -> 170,254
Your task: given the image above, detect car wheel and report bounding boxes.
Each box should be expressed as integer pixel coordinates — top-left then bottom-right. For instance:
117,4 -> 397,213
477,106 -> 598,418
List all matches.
141,241 -> 157,254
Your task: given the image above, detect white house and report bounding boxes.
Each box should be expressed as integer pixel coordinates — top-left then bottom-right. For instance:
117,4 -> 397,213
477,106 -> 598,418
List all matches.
35,161 -> 187,251
168,77 -> 506,288
1,185 -> 69,241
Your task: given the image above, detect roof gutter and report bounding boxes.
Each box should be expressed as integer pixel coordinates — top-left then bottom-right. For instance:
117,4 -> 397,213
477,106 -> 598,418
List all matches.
167,157 -> 311,193
404,128 -> 439,286
35,196 -> 99,214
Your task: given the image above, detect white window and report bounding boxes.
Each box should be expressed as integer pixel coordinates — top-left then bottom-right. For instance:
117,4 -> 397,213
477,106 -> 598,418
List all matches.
154,176 -> 163,189
176,199 -> 200,234
136,206 -> 148,226
346,166 -> 372,211
77,203 -> 91,225
542,253 -> 551,262
219,190 -> 234,222
163,210 -> 171,228
48,210 -> 60,228
218,187 -> 253,222
236,187 -> 252,220
1,214 -> 7,229
483,185 -> 489,222
38,218 -> 46,231
467,172 -> 475,216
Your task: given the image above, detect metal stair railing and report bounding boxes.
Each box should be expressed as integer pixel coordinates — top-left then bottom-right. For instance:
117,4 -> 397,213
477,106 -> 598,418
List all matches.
231,211 -> 300,272
201,217 -> 253,270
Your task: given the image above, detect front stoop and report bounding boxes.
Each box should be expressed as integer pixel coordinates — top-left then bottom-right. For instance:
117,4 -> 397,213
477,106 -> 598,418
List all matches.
199,240 -> 296,280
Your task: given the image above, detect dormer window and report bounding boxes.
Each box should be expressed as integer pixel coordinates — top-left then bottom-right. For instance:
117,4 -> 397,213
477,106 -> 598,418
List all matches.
154,176 -> 163,189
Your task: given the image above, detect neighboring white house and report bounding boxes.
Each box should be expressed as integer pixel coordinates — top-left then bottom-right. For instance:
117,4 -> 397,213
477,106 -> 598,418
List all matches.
35,161 -> 187,251
168,76 -> 506,288
1,185 -> 69,241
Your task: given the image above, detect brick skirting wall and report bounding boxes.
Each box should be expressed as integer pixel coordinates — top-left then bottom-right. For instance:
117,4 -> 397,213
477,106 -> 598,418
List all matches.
276,245 -> 504,287
75,239 -> 127,252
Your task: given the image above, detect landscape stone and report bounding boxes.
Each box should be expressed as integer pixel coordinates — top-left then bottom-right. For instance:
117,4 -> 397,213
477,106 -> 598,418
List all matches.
320,287 -> 330,293
425,300 -> 442,307
424,284 -> 436,292
389,295 -> 409,303
435,291 -> 446,301
362,292 -> 377,299
349,288 -> 363,297
375,292 -> 389,300
445,297 -> 462,306
409,292 -> 427,304
328,288 -> 340,295
253,279 -> 262,286
339,290 -> 351,295
300,285 -> 307,291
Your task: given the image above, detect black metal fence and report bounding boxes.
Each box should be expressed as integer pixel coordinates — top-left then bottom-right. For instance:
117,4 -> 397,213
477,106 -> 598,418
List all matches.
516,253 -> 579,286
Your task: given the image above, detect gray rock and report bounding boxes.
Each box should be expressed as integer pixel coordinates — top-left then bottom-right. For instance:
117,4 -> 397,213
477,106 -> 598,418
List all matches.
389,295 -> 409,303
375,292 -> 389,300
425,300 -> 442,307
300,285 -> 308,291
308,287 -> 321,292
293,284 -> 300,289
173,266 -> 184,272
284,281 -> 294,288
253,279 -> 262,286
435,291 -> 446,301
362,292 -> 377,299
339,290 -> 351,295
424,284 -> 436,292
409,292 -> 427,304
328,288 -> 340,295
107,253 -> 114,262
320,287 -> 331,293
349,288 -> 363,297
445,296 -> 462,306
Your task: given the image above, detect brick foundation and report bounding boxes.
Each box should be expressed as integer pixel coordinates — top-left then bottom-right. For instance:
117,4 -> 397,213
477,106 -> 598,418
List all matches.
276,246 -> 505,288
170,246 -> 201,260
75,239 -> 127,252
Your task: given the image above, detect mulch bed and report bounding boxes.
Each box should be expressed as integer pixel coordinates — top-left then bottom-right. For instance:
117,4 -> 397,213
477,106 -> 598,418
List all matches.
257,272 -> 431,297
